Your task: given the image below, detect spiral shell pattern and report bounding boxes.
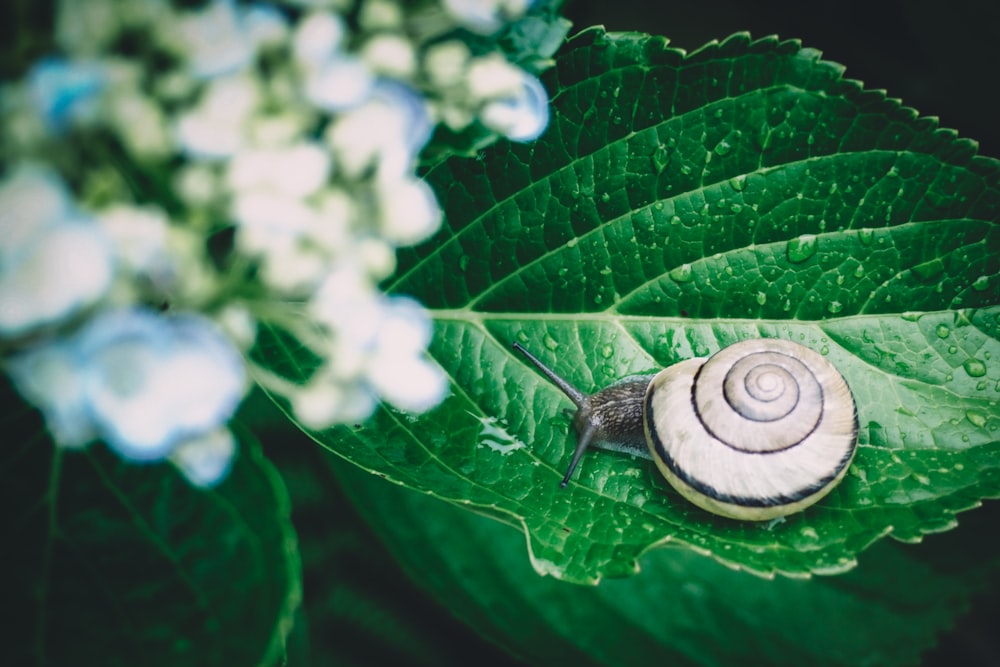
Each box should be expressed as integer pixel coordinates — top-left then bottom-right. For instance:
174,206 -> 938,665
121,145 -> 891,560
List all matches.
644,338 -> 858,520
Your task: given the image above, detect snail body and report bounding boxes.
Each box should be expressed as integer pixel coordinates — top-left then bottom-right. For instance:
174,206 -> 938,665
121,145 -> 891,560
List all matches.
513,339 -> 858,521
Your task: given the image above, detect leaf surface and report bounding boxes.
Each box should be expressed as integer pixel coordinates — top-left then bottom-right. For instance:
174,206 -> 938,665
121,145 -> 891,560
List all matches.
1,380 -> 301,666
262,29 -> 1000,582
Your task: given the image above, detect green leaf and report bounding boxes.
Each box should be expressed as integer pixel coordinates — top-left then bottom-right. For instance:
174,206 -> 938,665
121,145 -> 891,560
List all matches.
260,29 -> 1000,583
1,380 -> 301,666
329,451 -> 989,667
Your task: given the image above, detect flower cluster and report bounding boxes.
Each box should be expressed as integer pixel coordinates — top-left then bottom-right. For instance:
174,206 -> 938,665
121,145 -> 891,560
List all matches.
0,0 -> 550,486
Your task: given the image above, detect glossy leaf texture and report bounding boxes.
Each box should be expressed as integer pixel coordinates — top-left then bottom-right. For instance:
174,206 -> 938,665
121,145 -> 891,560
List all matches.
329,450 -> 994,667
263,29 -> 1000,583
0,379 -> 301,666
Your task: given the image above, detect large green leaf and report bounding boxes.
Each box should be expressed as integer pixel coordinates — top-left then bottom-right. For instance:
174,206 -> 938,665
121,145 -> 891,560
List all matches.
329,449 -> 994,667
260,29 -> 1000,583
0,380 -> 301,666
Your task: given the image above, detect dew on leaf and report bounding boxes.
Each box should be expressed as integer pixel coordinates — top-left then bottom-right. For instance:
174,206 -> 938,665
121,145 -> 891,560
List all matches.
786,234 -> 818,263
936,324 -> 950,338
543,334 -> 559,351
652,144 -> 671,171
827,300 -> 844,314
755,291 -> 767,305
458,254 -> 469,271
729,174 -> 747,191
600,344 -> 614,359
963,358 -> 987,378
475,416 -> 526,456
669,263 -> 694,282
971,275 -> 990,291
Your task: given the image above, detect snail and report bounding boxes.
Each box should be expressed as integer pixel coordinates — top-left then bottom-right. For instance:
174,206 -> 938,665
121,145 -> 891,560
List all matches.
512,338 -> 858,520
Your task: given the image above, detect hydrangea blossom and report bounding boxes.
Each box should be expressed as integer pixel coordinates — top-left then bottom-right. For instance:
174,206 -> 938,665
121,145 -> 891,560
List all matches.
0,0 -> 553,488
0,166 -> 114,337
7,308 -> 245,485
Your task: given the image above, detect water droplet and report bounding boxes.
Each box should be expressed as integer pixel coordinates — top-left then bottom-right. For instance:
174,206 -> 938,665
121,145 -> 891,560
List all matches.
458,254 -> 469,271
543,334 -> 559,351
827,300 -> 844,314
475,416 -> 526,456
600,344 -> 614,359
601,192 -> 611,202
730,203 -> 742,213
516,330 -> 529,343
755,291 -> 767,305
787,234 -> 818,263
652,144 -> 671,171
966,410 -> 987,428
857,228 -> 874,246
936,324 -> 950,338
729,174 -> 747,191
669,215 -> 681,225
964,359 -> 987,378
567,237 -> 578,248
669,263 -> 694,282
972,275 -> 990,291
820,345 -> 830,355
714,139 -> 733,156
680,164 -> 693,176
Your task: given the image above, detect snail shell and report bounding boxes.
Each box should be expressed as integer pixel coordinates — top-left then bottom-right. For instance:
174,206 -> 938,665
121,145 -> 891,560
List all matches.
513,338 -> 858,521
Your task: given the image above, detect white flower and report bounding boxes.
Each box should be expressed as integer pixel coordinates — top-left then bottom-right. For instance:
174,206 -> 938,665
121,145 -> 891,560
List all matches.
442,0 -> 531,34
324,81 -> 430,180
291,368 -> 376,427
7,308 -> 245,470
97,205 -> 172,276
467,54 -> 525,98
424,40 -> 471,89
169,427 -> 237,487
0,166 -> 114,337
78,309 -> 246,460
171,0 -> 288,80
226,142 -> 331,198
376,176 -> 442,246
304,54 -> 375,112
175,73 -> 261,159
361,33 -> 417,79
6,338 -> 95,446
479,69 -> 549,141
292,10 -> 346,65
365,298 -> 447,412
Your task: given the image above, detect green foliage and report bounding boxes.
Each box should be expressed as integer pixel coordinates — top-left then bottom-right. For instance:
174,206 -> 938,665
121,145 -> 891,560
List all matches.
1,380 -> 301,667
328,450 -> 990,667
262,29 -> 1000,584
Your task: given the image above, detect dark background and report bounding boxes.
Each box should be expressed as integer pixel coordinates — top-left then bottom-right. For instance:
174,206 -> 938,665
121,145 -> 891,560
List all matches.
566,0 -> 1000,159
